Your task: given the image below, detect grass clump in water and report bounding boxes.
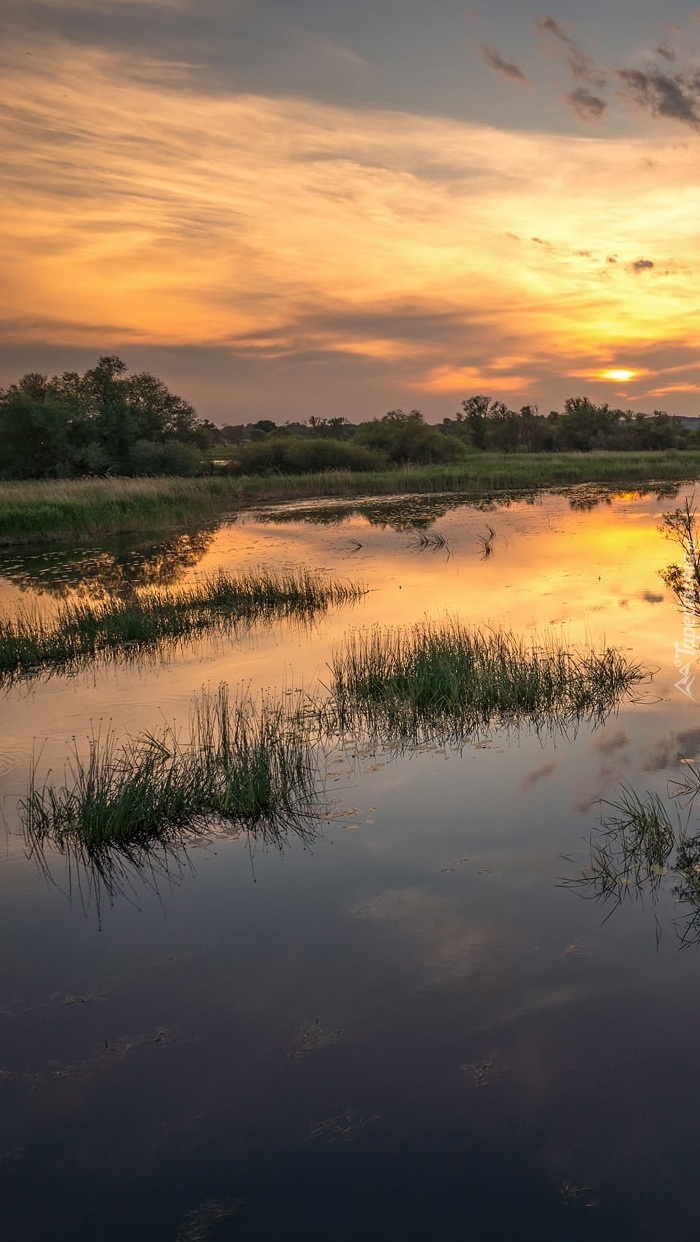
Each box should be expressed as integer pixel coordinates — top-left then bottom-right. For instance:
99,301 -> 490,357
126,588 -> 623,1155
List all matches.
0,568 -> 365,683
23,684 -> 322,854
325,620 -> 644,745
567,783 -> 677,907
562,771 -> 700,946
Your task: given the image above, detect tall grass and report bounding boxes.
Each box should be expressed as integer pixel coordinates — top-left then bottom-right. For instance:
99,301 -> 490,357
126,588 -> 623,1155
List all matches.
324,620 -> 645,745
0,568 -> 365,683
21,623 -> 645,858
23,684 -> 322,854
3,453 -> 700,543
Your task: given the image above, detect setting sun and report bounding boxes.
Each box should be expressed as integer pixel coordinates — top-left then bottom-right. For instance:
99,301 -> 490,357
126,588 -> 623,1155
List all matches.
601,369 -> 637,382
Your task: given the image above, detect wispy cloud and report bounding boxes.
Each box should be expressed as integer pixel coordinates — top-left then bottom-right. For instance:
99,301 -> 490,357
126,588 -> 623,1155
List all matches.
566,88 -> 607,121
536,14 -> 607,90
536,15 -> 570,44
3,37 -> 700,413
481,45 -> 527,83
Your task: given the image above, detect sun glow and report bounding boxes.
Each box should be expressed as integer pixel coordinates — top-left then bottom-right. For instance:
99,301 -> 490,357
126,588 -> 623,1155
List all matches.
601,369 -> 637,382
4,38 -> 700,411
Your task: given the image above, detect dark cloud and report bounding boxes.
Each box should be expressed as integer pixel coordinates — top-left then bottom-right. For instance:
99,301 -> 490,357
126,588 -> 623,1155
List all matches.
656,44 -> 677,63
630,258 -> 654,273
536,15 -> 570,44
607,255 -> 617,264
537,15 -> 606,100
641,590 -> 664,603
566,87 -> 607,121
567,46 -> 606,89
617,66 -> 700,131
481,45 -> 527,83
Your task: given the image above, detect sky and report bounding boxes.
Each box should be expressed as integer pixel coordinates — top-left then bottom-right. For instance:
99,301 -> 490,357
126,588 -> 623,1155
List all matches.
2,0 -> 700,423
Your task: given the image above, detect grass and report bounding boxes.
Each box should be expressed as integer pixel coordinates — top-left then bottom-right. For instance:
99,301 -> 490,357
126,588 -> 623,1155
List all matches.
23,683 -> 322,854
2,452 -> 700,544
569,783 -> 677,906
0,568 -> 365,683
323,619 -> 645,746
20,622 -> 646,855
562,773 -> 700,946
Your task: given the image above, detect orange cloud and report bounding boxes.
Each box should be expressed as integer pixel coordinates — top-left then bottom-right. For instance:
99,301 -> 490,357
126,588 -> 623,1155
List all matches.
2,37 -> 700,405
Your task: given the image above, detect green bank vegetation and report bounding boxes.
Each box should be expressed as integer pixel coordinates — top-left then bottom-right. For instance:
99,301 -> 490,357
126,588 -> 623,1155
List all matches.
22,623 -> 646,852
0,568 -> 366,684
3,454 -> 700,545
4,357 -> 699,485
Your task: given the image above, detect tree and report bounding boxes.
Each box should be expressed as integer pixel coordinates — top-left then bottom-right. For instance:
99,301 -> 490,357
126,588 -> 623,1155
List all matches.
0,357 -> 208,478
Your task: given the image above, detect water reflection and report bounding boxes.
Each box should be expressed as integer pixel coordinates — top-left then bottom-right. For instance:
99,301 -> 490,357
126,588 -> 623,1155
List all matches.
27,811 -> 322,924
563,772 -> 700,947
253,483 -> 683,531
0,528 -> 217,599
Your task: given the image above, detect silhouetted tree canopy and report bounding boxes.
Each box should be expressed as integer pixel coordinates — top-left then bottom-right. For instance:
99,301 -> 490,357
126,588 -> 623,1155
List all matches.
1,358 -> 696,480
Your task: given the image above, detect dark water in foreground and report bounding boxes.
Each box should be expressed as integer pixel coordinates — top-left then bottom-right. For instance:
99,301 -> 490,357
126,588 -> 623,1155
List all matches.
1,486 -> 700,1241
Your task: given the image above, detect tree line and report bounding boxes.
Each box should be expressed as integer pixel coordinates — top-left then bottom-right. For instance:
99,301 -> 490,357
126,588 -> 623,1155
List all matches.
1,358 -> 697,480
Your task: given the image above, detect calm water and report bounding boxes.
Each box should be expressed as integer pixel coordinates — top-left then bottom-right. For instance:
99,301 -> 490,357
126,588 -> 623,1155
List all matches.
1,486 -> 699,1241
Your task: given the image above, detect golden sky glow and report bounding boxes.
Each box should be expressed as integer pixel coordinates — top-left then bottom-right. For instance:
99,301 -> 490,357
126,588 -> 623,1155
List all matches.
600,369 -> 637,382
2,8 -> 700,421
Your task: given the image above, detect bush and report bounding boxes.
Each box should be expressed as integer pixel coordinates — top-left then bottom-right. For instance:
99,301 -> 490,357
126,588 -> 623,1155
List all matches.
129,439 -> 204,476
234,437 -> 385,476
355,410 -> 466,465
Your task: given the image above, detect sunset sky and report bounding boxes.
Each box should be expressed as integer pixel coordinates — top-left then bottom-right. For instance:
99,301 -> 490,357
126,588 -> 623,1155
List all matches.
2,0 -> 700,423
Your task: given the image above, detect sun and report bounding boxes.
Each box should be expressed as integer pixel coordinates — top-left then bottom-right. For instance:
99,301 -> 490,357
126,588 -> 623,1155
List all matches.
600,368 -> 636,383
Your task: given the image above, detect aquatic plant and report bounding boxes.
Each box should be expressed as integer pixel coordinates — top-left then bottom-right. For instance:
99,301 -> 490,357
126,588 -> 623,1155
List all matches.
562,772 -> 700,946
565,783 -> 677,907
0,568 -> 365,683
408,530 -> 449,553
323,620 -> 644,746
22,684 -> 323,853
660,495 -> 700,613
476,525 -> 495,559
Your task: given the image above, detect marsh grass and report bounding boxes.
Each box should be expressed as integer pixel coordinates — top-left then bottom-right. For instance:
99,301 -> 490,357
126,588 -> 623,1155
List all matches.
323,620 -> 644,747
567,784 -> 677,907
23,684 -> 323,858
563,776 -> 700,945
0,568 -> 365,683
2,454 -> 699,544
21,623 -> 645,864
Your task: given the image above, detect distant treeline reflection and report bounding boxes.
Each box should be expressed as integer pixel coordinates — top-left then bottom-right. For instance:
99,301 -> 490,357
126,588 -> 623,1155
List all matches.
0,529 -> 216,597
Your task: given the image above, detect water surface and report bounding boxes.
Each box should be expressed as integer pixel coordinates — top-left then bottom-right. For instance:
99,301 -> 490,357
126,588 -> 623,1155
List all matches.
1,486 -> 698,1241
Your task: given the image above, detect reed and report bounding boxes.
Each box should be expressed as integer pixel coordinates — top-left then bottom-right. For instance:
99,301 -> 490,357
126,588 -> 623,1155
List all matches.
22,684 -> 322,852
0,568 -> 365,683
324,620 -> 644,745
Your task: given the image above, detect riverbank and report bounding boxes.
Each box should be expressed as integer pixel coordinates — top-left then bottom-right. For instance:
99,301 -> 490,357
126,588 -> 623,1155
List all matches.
2,451 -> 699,544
